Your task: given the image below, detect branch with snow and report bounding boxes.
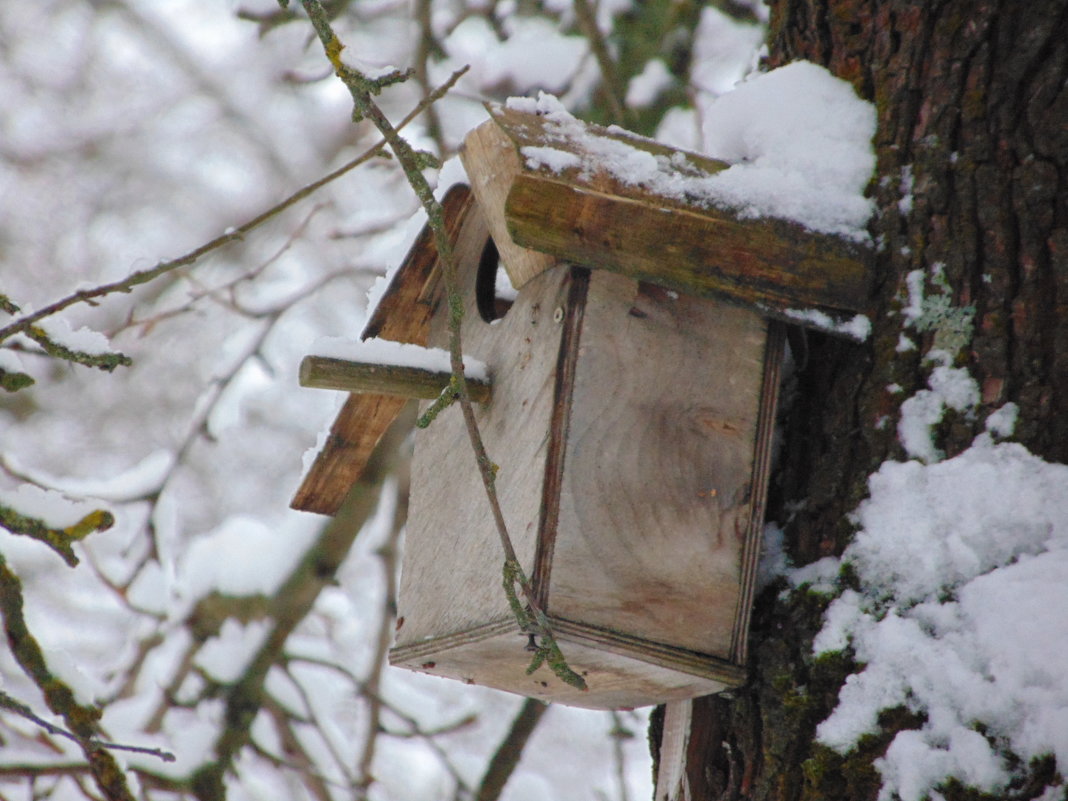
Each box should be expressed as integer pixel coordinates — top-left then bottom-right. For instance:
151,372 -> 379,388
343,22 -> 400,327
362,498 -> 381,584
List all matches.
0,553 -> 139,801
0,485 -> 114,567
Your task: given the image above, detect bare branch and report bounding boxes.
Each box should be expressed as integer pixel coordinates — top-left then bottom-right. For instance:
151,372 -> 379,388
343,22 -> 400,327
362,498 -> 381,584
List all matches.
572,0 -> 631,127
608,711 -> 634,801
0,65 -> 468,346
0,504 -> 113,567
188,411 -> 412,801
0,554 -> 137,800
412,0 -> 446,154
356,467 -> 408,791
475,698 -> 549,801
0,690 -> 175,764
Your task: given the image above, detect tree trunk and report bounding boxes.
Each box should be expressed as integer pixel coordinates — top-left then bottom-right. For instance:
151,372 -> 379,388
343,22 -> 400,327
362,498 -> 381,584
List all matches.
667,1 -> 1068,799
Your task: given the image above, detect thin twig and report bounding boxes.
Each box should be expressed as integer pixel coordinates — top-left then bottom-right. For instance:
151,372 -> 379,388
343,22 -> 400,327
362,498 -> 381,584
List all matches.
572,0 -> 631,127
258,695 -> 334,801
117,265 -> 371,587
0,66 -> 468,346
0,555 -> 138,801
301,0 -> 537,629
413,0 -> 446,154
111,203 -> 328,337
186,412 -> 412,801
284,654 -> 476,795
276,663 -> 358,791
474,698 -> 549,801
608,710 -> 633,801
0,690 -> 175,764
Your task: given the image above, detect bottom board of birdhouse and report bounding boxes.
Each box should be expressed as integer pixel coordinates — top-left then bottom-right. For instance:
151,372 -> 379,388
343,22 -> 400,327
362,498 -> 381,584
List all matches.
390,616 -> 747,710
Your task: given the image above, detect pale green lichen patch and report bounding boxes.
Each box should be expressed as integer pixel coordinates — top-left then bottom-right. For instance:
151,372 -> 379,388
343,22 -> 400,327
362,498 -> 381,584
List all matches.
901,265 -> 975,356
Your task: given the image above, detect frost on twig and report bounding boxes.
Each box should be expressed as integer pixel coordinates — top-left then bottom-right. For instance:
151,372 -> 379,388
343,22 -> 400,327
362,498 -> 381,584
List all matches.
0,485 -> 115,568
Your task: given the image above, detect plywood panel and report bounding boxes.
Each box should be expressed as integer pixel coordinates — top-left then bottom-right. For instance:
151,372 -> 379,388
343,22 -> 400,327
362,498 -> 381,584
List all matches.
461,117 -> 555,289
391,618 -> 742,711
395,257 -> 575,645
548,271 -> 768,657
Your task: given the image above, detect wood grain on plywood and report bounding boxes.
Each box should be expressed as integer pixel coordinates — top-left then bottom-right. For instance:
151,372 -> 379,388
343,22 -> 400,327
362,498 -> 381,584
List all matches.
548,271 -> 768,657
394,235 -> 571,644
478,104 -> 872,321
391,618 -> 739,711
461,118 -> 556,289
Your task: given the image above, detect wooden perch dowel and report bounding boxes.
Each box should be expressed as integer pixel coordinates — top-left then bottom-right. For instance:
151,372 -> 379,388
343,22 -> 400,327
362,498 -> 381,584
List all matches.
300,356 -> 492,404
290,184 -> 482,516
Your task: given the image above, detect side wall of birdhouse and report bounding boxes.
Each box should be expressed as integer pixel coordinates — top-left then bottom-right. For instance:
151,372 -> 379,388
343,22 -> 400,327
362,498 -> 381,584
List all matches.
544,273 -> 770,660
392,204 -> 571,648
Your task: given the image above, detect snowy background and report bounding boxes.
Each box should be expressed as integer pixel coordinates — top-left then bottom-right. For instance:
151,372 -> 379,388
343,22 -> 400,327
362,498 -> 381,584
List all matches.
2,2 -> 1065,801
0,2 -> 764,799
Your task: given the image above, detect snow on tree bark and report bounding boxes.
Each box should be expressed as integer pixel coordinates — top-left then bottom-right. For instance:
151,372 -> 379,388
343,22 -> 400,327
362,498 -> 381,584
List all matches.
674,2 -> 1068,800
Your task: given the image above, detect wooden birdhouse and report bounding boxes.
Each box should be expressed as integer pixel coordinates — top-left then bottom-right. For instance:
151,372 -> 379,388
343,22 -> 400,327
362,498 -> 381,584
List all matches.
293,105 -> 871,710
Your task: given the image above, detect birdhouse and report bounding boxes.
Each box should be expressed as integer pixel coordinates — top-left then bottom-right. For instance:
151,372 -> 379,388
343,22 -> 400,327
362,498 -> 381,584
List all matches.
293,105 -> 871,710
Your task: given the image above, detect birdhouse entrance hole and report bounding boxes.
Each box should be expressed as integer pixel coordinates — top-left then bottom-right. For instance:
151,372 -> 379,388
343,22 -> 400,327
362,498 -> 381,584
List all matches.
475,236 -> 511,323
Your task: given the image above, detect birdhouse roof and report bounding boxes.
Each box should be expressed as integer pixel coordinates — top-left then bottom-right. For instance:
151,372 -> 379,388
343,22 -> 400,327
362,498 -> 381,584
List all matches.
292,106 -> 874,514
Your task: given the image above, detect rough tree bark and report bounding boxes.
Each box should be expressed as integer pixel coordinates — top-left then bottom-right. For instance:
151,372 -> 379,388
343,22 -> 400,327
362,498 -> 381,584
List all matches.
664,1 -> 1068,799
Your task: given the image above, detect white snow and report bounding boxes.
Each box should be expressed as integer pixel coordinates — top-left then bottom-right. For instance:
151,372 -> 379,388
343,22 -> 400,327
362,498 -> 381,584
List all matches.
700,61 -> 876,241
0,347 -> 24,374
690,7 -> 765,96
34,314 -> 120,356
788,555 -> 840,596
178,515 -> 317,601
985,402 -> 1019,438
896,333 -> 916,352
195,618 -> 272,683
0,483 -> 104,530
510,61 -> 876,242
443,15 -> 586,96
898,363 -> 979,463
521,145 -> 582,174
898,164 -> 914,215
812,437 -> 1068,801
781,308 -> 872,340
307,336 -> 488,381
300,418 -> 335,477
494,263 -> 519,302
625,59 -> 674,108
5,449 -> 174,503
901,269 -> 927,323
